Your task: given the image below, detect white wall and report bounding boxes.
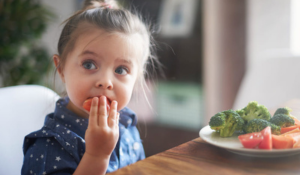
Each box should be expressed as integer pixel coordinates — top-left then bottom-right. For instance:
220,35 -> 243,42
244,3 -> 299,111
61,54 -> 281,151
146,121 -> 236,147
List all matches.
40,0 -> 77,92
247,0 -> 291,69
40,0 -> 77,54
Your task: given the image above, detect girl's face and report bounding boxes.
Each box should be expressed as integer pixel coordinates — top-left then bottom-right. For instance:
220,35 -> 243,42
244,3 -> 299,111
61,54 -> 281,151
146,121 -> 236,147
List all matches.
54,28 -> 143,118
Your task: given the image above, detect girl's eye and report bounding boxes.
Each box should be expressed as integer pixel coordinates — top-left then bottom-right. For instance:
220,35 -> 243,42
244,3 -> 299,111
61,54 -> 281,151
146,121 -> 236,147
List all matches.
115,66 -> 129,75
82,61 -> 97,70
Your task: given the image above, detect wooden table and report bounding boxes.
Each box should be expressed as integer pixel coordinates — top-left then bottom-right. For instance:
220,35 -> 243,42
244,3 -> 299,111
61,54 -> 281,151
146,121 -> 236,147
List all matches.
109,137 -> 300,175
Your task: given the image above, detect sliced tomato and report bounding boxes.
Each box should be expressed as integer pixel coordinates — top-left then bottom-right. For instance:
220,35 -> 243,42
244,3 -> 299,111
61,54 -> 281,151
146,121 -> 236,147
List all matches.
238,132 -> 263,148
281,128 -> 300,136
259,126 -> 272,150
281,125 -> 300,134
272,134 -> 293,149
292,117 -> 300,126
83,97 -> 111,112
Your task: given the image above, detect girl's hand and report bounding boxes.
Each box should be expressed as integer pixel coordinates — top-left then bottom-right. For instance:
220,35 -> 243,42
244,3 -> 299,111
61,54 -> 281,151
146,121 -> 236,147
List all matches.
84,96 -> 119,158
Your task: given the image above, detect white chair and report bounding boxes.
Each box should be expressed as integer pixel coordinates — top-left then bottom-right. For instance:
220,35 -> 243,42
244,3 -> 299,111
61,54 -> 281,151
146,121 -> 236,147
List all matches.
0,85 -> 59,175
233,56 -> 300,118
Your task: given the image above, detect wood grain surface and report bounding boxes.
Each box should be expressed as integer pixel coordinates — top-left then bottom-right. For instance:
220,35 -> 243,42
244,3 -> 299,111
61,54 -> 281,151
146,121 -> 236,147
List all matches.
109,137 -> 300,175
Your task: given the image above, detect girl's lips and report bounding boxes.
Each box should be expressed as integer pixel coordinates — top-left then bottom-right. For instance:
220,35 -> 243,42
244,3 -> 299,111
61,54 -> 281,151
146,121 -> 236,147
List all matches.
83,96 -> 111,112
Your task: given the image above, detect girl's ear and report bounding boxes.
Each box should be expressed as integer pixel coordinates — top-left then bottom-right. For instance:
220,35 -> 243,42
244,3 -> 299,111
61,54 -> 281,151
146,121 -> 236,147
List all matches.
53,54 -> 65,83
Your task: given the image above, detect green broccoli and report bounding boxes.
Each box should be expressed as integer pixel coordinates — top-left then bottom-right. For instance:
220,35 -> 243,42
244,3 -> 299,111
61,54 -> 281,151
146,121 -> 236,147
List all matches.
274,107 -> 295,118
269,123 -> 281,135
243,119 -> 281,135
235,108 -> 245,118
270,114 -> 295,128
209,109 -> 244,137
237,101 -> 271,123
235,114 -> 245,133
209,112 -> 226,131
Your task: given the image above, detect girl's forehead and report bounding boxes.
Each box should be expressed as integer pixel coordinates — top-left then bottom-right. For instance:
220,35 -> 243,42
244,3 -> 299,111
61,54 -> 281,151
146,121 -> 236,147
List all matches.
73,27 -> 144,63
71,27 -> 145,66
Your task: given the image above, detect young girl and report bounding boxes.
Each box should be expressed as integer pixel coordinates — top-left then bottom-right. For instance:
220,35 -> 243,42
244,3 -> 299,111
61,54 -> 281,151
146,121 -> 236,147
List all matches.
21,0 -> 157,174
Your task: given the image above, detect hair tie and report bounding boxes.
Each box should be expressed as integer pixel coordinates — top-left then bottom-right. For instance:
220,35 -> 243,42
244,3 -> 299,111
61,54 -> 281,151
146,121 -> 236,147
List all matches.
90,0 -> 113,9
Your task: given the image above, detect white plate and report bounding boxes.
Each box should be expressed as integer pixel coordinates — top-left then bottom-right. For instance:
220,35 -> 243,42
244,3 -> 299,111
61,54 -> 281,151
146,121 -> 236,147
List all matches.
199,125 -> 300,157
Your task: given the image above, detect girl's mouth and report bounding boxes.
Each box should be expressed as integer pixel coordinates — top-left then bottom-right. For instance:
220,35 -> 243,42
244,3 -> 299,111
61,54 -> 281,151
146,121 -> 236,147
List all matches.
83,96 -> 111,112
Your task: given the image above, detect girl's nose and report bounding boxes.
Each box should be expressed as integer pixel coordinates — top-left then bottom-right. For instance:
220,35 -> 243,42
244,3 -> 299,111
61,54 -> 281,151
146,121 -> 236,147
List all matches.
96,79 -> 113,90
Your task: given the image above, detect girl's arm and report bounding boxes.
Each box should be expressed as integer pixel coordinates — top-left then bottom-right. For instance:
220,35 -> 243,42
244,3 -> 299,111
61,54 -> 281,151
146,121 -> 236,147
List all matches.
74,96 -> 119,175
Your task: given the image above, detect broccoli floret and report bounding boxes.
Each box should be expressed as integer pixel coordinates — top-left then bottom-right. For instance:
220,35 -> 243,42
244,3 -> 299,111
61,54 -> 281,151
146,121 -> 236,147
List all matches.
270,123 -> 281,135
235,115 -> 245,132
235,108 -> 245,118
238,101 -> 271,123
274,107 -> 296,118
243,119 -> 281,135
270,114 -> 295,128
209,112 -> 226,131
209,109 -> 244,137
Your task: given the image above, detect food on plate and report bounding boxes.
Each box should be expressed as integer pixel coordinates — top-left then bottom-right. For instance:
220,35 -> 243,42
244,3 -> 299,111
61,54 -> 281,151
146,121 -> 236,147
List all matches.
272,134 -> 293,149
270,114 -> 295,128
274,107 -> 295,117
258,127 -> 272,149
243,119 -> 281,135
238,132 -> 263,148
239,126 -> 300,149
236,101 -> 271,123
281,126 -> 300,134
209,109 -> 244,137
208,101 -> 300,149
284,132 -> 300,148
273,107 -> 300,125
281,128 -> 300,135
271,128 -> 300,149
83,97 -> 111,112
238,126 -> 272,149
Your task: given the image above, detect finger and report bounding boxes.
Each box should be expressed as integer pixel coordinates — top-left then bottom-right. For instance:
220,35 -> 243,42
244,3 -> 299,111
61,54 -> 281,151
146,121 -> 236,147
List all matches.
88,97 -> 98,128
108,101 -> 118,128
115,112 -> 120,127
98,96 -> 108,127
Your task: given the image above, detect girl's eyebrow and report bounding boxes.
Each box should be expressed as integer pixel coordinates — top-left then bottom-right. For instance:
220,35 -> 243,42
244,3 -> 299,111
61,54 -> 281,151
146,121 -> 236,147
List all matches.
80,50 -> 98,57
115,58 -> 133,66
80,50 -> 133,65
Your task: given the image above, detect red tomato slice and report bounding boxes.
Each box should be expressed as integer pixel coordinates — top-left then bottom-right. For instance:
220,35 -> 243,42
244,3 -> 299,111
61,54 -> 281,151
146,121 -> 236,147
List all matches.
259,126 -> 272,150
272,134 -> 293,149
83,97 -> 111,112
238,132 -> 264,148
281,125 -> 300,134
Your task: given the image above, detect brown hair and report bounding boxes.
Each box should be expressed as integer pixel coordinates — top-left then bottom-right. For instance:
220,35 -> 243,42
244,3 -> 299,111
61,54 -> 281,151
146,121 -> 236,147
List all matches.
56,0 -> 157,86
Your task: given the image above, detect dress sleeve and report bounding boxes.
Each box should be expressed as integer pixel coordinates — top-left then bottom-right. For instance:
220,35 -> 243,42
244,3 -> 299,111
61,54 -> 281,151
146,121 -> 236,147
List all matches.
22,137 -> 78,175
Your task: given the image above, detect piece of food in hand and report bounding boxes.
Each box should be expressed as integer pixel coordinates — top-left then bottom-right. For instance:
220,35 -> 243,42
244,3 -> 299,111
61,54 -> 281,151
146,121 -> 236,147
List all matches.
238,132 -> 263,148
243,119 -> 281,135
209,109 -> 245,137
236,101 -> 271,123
258,126 -> 272,150
83,97 -> 111,112
269,114 -> 295,128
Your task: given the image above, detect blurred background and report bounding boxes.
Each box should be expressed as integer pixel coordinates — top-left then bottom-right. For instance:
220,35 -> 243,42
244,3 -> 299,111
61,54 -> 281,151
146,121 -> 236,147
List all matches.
1,0 -> 300,157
